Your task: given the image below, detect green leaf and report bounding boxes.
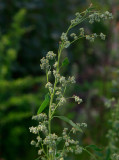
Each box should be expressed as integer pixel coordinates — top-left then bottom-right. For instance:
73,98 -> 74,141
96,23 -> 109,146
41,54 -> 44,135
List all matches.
62,57 -> 69,67
37,93 -> 50,114
86,145 -> 103,152
54,116 -> 83,133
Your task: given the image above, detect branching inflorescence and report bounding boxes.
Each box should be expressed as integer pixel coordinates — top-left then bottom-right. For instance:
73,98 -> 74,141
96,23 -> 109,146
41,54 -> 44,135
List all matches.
29,4 -> 113,160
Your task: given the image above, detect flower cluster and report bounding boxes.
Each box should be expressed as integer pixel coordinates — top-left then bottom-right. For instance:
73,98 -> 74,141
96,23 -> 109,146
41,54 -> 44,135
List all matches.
61,32 -> 68,41
32,113 -> 47,121
53,61 -> 58,68
71,12 -> 82,26
45,82 -> 52,89
74,96 -> 83,104
86,34 -> 96,42
70,28 -> 85,40
100,33 -> 106,40
44,133 -> 61,149
46,51 -> 56,60
89,11 -> 113,24
79,28 -> 85,36
40,51 -> 56,71
78,123 -> 87,128
45,82 -> 53,93
68,76 -> 76,83
86,32 -> 106,42
30,114 -> 48,137
59,76 -> 76,86
70,33 -> 78,40
29,123 -> 48,135
50,103 -> 56,112
61,32 -> 70,48
60,76 -> 66,85
62,127 -> 83,156
40,57 -> 49,70
58,97 -> 66,106
29,115 -> 85,160
53,70 -> 60,81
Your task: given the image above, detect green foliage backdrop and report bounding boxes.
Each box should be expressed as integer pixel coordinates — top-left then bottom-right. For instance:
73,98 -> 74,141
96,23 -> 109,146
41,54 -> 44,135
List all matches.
0,0 -> 119,160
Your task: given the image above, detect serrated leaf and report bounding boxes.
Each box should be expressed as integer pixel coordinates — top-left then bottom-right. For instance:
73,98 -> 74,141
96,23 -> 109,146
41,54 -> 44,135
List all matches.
62,57 -> 69,67
37,93 -> 50,114
54,116 -> 82,133
86,145 -> 102,152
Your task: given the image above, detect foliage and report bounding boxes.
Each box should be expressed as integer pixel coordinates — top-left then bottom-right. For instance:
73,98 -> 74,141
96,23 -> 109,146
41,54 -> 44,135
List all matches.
0,8 -> 46,160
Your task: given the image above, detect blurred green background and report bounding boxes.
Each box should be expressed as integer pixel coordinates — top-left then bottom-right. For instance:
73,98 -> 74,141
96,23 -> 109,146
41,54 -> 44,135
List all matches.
0,0 -> 119,160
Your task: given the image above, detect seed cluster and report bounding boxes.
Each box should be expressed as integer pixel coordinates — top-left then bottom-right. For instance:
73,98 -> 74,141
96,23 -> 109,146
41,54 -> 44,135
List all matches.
89,11 -> 113,24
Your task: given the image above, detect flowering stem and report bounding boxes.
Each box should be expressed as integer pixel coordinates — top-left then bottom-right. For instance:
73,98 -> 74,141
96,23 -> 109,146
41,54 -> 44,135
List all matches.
48,12 -> 92,133
48,41 -> 64,160
48,41 -> 64,134
30,6 -> 113,160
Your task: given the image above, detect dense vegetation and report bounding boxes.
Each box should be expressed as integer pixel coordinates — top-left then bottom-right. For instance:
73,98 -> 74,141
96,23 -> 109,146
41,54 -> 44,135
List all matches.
0,0 -> 119,160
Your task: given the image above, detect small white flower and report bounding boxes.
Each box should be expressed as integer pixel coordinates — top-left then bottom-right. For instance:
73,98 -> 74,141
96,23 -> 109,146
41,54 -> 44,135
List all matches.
100,33 -> 106,40
60,76 -> 66,83
45,82 -> 52,89
68,76 -> 76,84
74,96 -> 82,104
64,41 -> 70,48
46,51 -> 56,60
40,57 -> 49,70
48,70 -> 51,75
54,61 -> 58,68
61,32 -> 68,41
38,149 -> 43,155
31,140 -> 36,145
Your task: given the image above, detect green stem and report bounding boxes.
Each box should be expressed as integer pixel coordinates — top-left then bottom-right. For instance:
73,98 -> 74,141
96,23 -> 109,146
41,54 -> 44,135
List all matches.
46,70 -> 49,82
48,42 -> 64,160
48,81 -> 57,133
48,42 -> 64,134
